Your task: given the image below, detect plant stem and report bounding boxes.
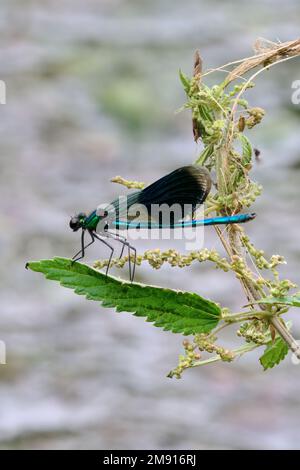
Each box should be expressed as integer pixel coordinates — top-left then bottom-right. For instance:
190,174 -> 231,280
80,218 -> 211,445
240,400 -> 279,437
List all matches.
215,138 -> 300,360
192,342 -> 259,368
223,310 -> 272,323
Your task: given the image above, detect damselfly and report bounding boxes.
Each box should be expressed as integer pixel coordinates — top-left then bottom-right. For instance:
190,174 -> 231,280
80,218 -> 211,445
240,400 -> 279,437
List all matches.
70,165 -> 256,281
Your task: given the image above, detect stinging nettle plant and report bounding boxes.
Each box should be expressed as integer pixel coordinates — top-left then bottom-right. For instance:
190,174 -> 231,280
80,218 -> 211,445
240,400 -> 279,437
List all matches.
27,38 -> 300,378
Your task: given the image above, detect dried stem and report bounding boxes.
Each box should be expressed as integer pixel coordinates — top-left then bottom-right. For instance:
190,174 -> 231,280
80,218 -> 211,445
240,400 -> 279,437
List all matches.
213,39 -> 300,359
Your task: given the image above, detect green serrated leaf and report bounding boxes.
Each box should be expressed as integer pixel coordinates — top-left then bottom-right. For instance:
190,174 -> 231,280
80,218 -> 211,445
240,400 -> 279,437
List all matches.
198,104 -> 213,123
238,134 -> 252,164
259,337 -> 289,370
26,257 -> 221,335
195,144 -> 214,165
179,69 -> 191,94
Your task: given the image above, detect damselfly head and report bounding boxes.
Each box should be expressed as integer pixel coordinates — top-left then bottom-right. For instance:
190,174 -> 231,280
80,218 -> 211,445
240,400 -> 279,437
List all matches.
69,212 -> 87,232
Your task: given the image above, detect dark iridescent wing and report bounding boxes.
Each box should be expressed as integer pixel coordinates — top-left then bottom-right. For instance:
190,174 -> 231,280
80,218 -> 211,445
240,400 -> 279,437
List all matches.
104,190 -> 143,221
137,165 -> 211,210
106,165 -> 211,225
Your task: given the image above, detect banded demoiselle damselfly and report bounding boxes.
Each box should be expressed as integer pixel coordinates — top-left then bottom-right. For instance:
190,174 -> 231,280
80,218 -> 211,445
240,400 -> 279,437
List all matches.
69,165 -> 256,281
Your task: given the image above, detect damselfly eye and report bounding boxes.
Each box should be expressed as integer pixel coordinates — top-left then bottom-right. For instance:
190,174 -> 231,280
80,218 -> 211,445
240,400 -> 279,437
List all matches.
69,216 -> 81,231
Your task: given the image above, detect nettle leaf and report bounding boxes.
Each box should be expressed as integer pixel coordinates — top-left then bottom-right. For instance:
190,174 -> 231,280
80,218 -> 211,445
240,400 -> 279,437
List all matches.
179,69 -> 191,94
198,104 -> 213,123
238,134 -> 252,164
259,337 -> 289,370
26,258 -> 221,335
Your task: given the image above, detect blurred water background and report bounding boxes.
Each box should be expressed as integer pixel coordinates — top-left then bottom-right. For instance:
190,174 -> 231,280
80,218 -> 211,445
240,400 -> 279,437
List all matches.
0,0 -> 300,450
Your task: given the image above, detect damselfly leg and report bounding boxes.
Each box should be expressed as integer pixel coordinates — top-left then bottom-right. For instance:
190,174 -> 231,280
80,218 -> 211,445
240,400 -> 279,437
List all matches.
72,231 -> 114,278
104,230 -> 137,282
92,232 -> 114,277
71,228 -> 136,281
72,230 -> 95,263
105,231 -> 128,259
